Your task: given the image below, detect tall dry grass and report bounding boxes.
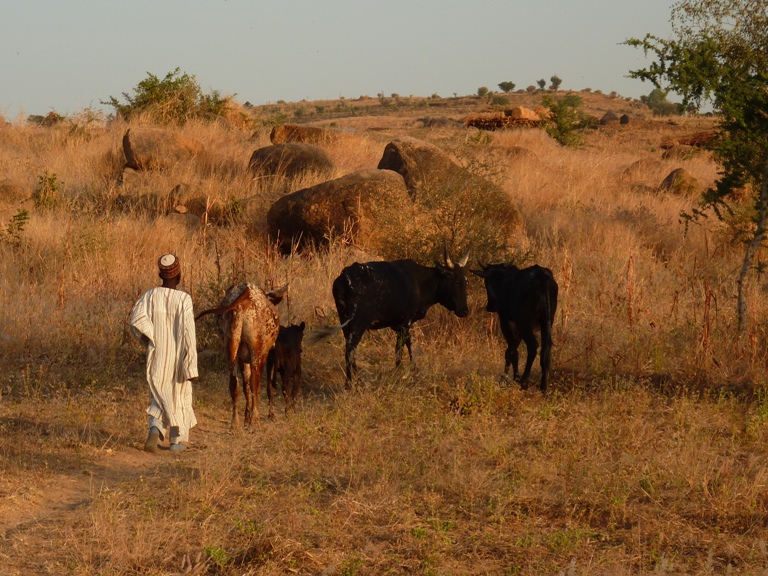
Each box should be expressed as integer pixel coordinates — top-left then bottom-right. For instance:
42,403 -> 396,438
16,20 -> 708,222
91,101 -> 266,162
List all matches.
3,107 -> 768,574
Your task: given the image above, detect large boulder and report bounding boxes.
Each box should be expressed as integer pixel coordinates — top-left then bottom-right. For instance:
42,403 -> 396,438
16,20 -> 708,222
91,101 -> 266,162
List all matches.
377,136 -> 471,198
658,168 -> 699,196
122,128 -> 205,171
270,124 -> 335,145
267,169 -> 410,253
248,143 -> 334,180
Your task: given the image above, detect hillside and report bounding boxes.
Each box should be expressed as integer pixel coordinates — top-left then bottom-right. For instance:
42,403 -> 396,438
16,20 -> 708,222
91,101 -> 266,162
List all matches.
3,93 -> 768,575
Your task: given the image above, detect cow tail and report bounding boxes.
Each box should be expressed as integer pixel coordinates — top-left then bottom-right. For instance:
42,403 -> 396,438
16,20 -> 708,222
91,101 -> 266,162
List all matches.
540,289 -> 553,349
305,319 -> 351,345
195,289 -> 252,321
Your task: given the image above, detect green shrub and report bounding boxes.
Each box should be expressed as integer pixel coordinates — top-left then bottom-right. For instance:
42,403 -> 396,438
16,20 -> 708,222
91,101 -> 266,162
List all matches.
641,88 -> 683,116
491,95 -> 510,106
104,68 -> 231,125
2,209 -> 29,247
33,172 -> 64,211
542,94 -> 587,147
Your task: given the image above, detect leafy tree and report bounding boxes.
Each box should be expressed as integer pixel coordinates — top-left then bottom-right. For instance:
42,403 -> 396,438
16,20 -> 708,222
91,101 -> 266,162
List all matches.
626,0 -> 768,330
104,68 -> 230,125
641,88 -> 683,115
542,93 -> 586,147
550,75 -> 563,91
498,81 -> 516,93
477,86 -> 490,97
536,79 -> 547,90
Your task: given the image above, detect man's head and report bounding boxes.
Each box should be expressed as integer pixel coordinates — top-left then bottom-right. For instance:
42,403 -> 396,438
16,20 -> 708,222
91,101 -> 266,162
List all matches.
158,254 -> 181,287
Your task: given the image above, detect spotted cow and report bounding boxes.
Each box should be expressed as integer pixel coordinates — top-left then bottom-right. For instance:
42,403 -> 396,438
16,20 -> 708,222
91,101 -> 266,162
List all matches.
196,283 -> 286,428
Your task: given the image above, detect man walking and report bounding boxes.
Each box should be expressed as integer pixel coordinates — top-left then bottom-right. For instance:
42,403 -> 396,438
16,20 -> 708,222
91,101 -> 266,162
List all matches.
130,254 -> 198,453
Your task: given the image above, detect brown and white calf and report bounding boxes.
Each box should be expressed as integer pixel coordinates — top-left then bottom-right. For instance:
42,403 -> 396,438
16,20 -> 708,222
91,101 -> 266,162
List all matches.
196,283 -> 286,429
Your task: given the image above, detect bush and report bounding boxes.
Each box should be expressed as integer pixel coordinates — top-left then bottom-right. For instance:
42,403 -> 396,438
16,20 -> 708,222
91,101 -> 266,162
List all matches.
491,95 -> 510,106
542,94 -> 587,147
104,68 -> 231,125
641,88 -> 683,116
376,160 -> 520,264
33,172 -> 64,211
477,86 -> 490,98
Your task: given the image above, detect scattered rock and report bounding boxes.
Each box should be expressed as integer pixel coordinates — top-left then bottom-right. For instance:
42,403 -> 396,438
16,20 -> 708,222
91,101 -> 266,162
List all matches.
658,168 -> 699,196
267,169 -> 410,253
662,145 -> 696,160
248,143 -> 334,180
270,124 -> 335,145
377,136 -> 468,199
122,128 -> 205,171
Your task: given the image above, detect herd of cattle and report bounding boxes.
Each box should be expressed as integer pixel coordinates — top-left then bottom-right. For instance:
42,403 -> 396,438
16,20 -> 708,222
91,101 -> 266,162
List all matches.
195,250 -> 558,428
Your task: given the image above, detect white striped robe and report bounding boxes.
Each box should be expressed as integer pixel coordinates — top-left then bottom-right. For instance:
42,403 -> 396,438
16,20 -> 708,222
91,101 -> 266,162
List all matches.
130,287 -> 198,442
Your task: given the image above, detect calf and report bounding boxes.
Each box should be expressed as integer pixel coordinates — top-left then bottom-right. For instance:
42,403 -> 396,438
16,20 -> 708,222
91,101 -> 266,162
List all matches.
332,249 -> 470,384
471,263 -> 558,392
196,283 -> 286,429
266,322 -> 306,417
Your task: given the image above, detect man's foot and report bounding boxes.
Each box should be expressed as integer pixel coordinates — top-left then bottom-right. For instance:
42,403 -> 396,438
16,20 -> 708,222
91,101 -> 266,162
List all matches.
144,427 -> 160,454
169,443 -> 186,452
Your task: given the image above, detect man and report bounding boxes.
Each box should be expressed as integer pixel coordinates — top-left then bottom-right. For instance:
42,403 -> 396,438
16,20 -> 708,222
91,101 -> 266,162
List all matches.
130,254 -> 198,453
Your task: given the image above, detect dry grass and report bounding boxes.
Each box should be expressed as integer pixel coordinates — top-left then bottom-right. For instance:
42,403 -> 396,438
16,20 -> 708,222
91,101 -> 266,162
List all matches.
3,94 -> 768,575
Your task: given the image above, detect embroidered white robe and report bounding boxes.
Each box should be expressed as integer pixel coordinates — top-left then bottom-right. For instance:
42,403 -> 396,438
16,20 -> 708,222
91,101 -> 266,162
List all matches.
130,287 -> 198,442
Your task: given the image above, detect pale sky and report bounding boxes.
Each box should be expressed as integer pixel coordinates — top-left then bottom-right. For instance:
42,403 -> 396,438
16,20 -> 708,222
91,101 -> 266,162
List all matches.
0,1 -> 675,118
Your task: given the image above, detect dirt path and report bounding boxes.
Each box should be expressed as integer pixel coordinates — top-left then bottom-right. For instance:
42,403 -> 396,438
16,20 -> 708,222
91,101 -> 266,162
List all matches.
0,413 -> 232,575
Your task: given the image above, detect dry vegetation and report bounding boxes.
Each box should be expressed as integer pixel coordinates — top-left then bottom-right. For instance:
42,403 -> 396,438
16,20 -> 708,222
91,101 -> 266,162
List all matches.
2,91 -> 768,575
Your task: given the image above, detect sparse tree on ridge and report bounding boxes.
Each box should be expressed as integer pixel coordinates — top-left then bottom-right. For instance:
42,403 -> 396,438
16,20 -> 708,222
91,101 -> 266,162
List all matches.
477,86 -> 490,98
627,0 -> 768,331
498,81 -> 516,93
536,79 -> 547,90
550,75 -> 563,91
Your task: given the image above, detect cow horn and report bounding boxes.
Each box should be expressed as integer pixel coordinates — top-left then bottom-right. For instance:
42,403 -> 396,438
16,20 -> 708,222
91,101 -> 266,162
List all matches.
458,250 -> 470,268
443,242 -> 454,269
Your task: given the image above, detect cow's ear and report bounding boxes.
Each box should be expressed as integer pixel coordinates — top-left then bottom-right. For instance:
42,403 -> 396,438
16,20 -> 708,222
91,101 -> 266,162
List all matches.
470,269 -> 486,278
299,321 -> 306,331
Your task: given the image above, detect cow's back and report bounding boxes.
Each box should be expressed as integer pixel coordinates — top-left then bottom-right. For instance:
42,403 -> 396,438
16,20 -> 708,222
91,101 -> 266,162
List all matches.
220,283 -> 281,361
494,265 -> 557,325
333,261 -> 423,327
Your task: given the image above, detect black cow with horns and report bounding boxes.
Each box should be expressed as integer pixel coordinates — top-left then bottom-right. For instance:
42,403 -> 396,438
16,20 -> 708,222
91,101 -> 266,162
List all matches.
472,262 -> 558,392
331,249 -> 470,384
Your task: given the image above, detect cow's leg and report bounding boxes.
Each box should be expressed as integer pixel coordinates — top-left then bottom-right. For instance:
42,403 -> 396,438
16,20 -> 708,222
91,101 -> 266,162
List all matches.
342,323 -> 365,386
394,327 -> 407,366
292,366 -> 302,411
248,354 -> 268,425
283,370 -> 293,414
539,338 -> 552,393
242,362 -> 252,426
519,330 -> 539,390
229,365 -> 240,431
266,353 -> 277,419
499,320 -> 521,380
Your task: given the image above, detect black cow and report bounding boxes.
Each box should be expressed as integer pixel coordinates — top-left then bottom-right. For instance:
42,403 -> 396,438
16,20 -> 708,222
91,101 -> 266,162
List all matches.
266,322 -> 306,417
472,263 -> 558,392
332,251 -> 470,384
